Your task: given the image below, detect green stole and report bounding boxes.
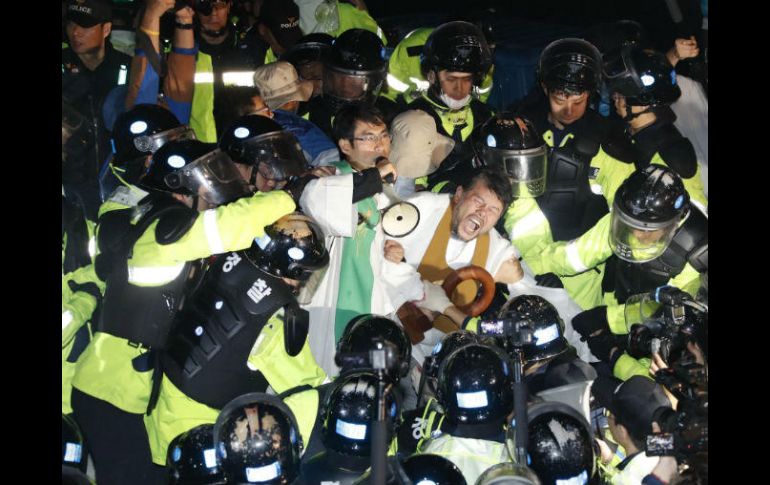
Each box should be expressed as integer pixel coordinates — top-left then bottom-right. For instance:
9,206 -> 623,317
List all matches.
332,161 -> 381,341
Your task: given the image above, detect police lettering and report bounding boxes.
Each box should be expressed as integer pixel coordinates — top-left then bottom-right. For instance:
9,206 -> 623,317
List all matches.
222,252 -> 242,273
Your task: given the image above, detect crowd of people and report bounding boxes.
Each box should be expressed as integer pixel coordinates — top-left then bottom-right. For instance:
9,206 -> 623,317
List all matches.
62,1 -> 708,484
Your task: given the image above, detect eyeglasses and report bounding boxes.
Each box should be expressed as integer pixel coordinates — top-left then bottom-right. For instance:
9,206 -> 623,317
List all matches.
352,132 -> 392,144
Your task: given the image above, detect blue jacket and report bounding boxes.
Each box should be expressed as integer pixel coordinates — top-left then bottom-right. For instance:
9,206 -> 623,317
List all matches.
272,109 -> 339,166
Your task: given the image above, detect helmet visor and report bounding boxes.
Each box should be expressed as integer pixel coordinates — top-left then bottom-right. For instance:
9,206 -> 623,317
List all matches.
482,145 -> 548,198
603,49 -> 638,96
242,131 -> 307,181
323,66 -> 385,102
609,207 -> 680,263
169,149 -> 250,205
133,126 -> 197,154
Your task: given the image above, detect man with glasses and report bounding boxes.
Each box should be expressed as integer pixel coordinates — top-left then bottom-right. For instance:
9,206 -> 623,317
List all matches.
298,103 -> 410,376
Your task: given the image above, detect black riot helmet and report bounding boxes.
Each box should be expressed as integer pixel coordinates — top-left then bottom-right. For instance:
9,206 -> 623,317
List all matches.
423,330 -> 481,380
421,21 -> 492,85
538,38 -> 602,95
335,314 -> 412,379
167,424 -> 226,485
62,414 -> 88,473
214,393 -> 303,485
111,104 -> 195,169
142,139 -> 250,206
437,343 -> 513,425
474,113 -> 548,198
320,371 -> 401,457
324,29 -> 387,111
476,463 -> 542,485
401,454 -> 468,485
496,295 -> 568,364
282,33 -> 334,75
604,46 -> 681,114
586,20 -> 650,59
245,212 -> 329,282
610,164 -> 690,263
509,402 -> 596,485
219,115 -> 308,186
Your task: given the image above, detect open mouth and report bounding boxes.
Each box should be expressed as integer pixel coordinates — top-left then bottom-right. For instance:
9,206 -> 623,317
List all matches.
465,216 -> 482,233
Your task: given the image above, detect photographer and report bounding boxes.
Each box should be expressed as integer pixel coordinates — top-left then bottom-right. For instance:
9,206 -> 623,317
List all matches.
593,375 -> 674,484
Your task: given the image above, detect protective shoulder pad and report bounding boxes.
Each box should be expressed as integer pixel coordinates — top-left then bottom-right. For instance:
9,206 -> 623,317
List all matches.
658,136 -> 697,179
600,125 -> 637,164
572,132 -> 600,159
155,205 -> 198,245
97,209 -> 133,254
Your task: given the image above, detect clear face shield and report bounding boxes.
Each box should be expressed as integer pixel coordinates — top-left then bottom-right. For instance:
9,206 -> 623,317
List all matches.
482,145 -> 548,198
133,125 -> 197,154
165,149 -> 251,206
322,65 -> 385,103
241,131 -> 308,181
609,201 -> 685,263
602,48 -> 638,96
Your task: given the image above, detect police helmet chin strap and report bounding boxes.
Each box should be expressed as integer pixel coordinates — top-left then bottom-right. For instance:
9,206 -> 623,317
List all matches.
623,103 -> 654,122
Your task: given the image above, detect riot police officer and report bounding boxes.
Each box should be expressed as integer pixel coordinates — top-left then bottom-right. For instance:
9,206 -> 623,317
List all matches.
219,114 -> 308,193
70,140 -> 296,484
419,343 -> 513,485
297,371 -> 401,485
409,21 -> 494,189
304,28 -> 397,137
214,393 -> 304,484
145,212 -> 330,467
572,165 -> 707,381
604,45 -> 707,209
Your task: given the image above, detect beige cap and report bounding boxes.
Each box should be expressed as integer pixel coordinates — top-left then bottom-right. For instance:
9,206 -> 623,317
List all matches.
389,110 -> 456,178
252,61 -> 314,110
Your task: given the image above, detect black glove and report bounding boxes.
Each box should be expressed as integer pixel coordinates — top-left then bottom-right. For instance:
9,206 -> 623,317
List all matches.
572,305 -> 609,340
283,174 -> 318,205
585,331 -> 620,363
535,272 -> 564,288
67,280 -> 102,302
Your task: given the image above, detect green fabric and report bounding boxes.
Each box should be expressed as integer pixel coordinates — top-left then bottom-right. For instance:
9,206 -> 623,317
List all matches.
190,52 -> 217,143
331,3 -> 387,45
383,27 -> 494,103
420,93 -> 475,142
331,161 -> 380,341
264,47 -> 278,65
62,264 -> 103,414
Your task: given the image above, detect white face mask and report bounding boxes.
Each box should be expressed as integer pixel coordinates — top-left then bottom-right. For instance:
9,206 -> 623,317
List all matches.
439,92 -> 472,110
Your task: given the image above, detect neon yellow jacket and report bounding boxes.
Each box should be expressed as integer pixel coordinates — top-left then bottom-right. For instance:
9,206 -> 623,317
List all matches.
72,191 -> 296,414
330,3 -> 387,45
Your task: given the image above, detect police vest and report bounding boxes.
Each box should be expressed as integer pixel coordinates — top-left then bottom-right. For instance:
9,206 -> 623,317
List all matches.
410,94 -> 492,188
536,134 -> 610,242
604,206 -> 708,303
162,253 -> 300,410
95,195 -> 200,349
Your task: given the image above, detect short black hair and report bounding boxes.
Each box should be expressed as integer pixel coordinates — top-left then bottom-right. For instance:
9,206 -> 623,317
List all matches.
461,167 -> 513,210
331,103 -> 386,143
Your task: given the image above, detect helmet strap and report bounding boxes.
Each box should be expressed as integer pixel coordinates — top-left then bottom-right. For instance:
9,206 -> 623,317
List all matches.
622,104 -> 653,122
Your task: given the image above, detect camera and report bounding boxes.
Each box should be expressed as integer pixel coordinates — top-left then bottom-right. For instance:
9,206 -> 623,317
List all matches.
625,287 -> 707,364
336,338 -> 404,374
645,360 -> 707,468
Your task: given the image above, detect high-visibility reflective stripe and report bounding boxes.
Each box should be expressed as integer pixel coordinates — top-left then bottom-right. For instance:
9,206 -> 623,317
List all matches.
477,85 -> 492,94
203,210 -> 225,254
62,311 -> 74,331
512,210 -> 547,237
387,73 -> 410,92
128,263 -> 186,285
118,64 -> 128,86
409,77 -> 430,91
377,27 -> 384,41
222,71 -> 256,87
590,183 -> 603,195
88,236 -> 96,259
566,241 -> 588,273
194,72 -> 214,84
